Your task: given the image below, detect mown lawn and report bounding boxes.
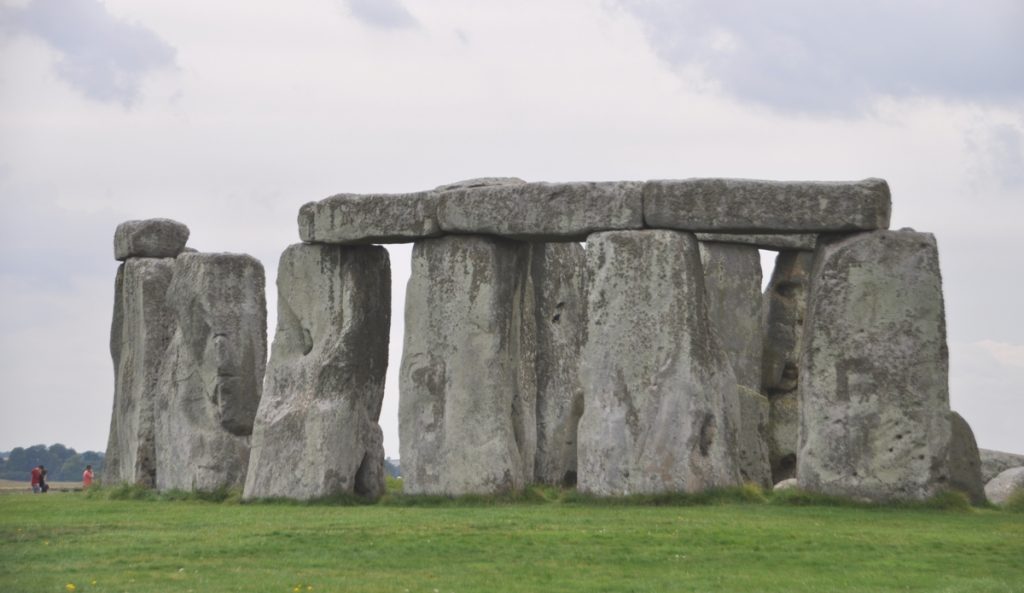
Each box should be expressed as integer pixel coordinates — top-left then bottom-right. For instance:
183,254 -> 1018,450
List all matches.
1,489 -> 1022,593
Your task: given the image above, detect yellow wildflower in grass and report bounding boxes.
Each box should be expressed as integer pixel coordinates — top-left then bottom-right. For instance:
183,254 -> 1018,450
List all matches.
65,583 -> 76,591
91,580 -> 98,585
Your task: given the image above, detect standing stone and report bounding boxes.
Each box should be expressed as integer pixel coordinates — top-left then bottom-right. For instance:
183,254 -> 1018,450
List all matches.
577,230 -> 741,496
530,242 -> 587,486
761,251 -> 815,482
735,387 -> 772,488
155,253 -> 267,492
946,411 -> 985,504
798,230 -> 952,501
114,219 -> 190,261
244,244 -> 390,500
399,235 -> 535,495
103,258 -> 176,487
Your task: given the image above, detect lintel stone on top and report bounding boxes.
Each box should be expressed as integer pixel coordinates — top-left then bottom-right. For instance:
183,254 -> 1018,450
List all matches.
298,191 -> 442,245
114,218 -> 190,261
644,178 -> 891,233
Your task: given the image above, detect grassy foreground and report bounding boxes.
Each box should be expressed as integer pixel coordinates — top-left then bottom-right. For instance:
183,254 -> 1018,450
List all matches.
2,487 -> 1023,593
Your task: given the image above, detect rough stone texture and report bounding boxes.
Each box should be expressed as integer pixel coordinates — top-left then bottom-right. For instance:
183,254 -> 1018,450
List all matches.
244,244 -> 390,500
980,449 -> 1024,482
984,467 -> 1024,505
577,230 -> 741,496
699,242 -> 763,393
798,230 -> 952,501
946,412 -> 985,504
434,177 -> 526,191
399,235 -> 535,495
437,181 -> 644,241
643,178 -> 891,233
773,478 -> 798,491
114,219 -> 190,261
761,251 -> 815,482
298,191 -> 441,245
155,253 -> 267,492
530,242 -> 587,486
736,386 -> 772,488
696,233 -> 817,251
103,258 -> 176,487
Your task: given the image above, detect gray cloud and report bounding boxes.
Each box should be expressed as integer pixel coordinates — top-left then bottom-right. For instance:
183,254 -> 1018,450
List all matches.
1,0 -> 176,106
613,0 -> 1024,114
966,122 -> 1024,189
341,0 -> 417,30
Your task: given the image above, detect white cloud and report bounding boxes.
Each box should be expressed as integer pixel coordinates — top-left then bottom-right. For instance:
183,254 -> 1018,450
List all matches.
1,0 -> 176,106
612,0 -> 1024,114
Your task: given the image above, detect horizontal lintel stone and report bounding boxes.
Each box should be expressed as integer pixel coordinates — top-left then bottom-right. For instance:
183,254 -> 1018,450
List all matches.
644,178 -> 891,233
114,218 -> 190,261
298,191 -> 441,245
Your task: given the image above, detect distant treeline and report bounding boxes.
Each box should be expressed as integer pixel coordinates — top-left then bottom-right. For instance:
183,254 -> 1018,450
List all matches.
0,444 -> 104,482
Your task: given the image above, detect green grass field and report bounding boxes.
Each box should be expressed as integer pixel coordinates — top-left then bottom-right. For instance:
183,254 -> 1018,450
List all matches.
2,487 -> 1023,593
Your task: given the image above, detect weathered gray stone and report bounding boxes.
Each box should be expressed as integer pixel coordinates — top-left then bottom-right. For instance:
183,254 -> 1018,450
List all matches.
434,177 -> 526,191
736,386 -> 772,488
946,412 -> 985,504
244,244 -> 390,500
399,235 -> 535,495
984,467 -> 1024,505
298,191 -> 441,245
155,253 -> 267,492
696,233 -> 817,251
577,230 -> 741,496
437,181 -> 643,241
530,242 -> 587,486
980,449 -> 1024,482
114,218 -> 190,261
700,242 -> 763,393
798,230 -> 952,501
643,178 -> 891,233
103,258 -> 176,487
773,478 -> 798,491
762,250 -> 815,482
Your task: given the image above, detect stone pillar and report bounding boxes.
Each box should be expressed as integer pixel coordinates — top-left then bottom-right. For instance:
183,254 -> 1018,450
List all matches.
103,258 -> 176,487
700,242 -> 770,487
577,230 -> 741,496
947,412 -> 985,505
798,230 -> 952,501
155,253 -> 267,492
761,250 -> 815,483
399,235 -> 534,495
530,242 -> 587,486
244,244 -> 390,500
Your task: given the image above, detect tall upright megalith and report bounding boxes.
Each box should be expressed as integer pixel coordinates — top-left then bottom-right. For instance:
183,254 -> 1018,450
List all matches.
399,235 -> 535,495
244,244 -> 391,500
530,242 -> 587,486
155,253 -> 267,492
798,230 -> 952,501
761,250 -> 815,482
577,230 -> 741,495
104,258 -> 177,487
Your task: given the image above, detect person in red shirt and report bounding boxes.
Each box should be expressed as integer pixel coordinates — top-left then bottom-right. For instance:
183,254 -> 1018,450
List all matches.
82,465 -> 94,489
30,466 -> 41,494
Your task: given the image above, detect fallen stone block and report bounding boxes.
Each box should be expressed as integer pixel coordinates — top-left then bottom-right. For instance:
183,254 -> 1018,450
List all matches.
244,244 -> 390,500
644,178 -> 891,233
114,218 -> 190,260
984,467 -> 1024,505
577,230 -> 741,495
980,449 -> 1024,482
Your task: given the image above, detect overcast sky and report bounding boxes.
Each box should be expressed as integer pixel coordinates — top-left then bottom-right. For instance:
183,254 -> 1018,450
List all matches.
1,0 -> 1022,459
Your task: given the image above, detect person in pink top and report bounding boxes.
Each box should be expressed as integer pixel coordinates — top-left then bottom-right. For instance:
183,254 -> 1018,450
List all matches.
82,465 -> 94,489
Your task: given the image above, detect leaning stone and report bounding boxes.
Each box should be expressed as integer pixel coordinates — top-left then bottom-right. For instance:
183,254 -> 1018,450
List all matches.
736,387 -> 772,488
695,233 -> 817,251
700,241 -> 763,393
946,412 -> 985,504
298,191 -> 441,244
436,181 -> 643,241
798,230 -> 952,501
399,235 -> 535,495
980,449 -> 1024,482
984,467 -> 1024,505
530,242 -> 587,486
103,258 -> 176,487
577,230 -> 741,495
114,219 -> 190,261
644,178 -> 891,233
155,253 -> 267,492
244,244 -> 390,500
773,478 -> 798,491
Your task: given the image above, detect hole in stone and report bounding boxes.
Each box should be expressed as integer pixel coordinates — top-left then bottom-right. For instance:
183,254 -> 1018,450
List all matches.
555,301 -> 565,309
300,327 -> 313,356
895,434 -> 903,440
551,313 -> 561,323
562,470 -> 577,487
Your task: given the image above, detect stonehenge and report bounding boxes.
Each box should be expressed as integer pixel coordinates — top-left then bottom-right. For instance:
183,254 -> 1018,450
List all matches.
104,176 -> 1000,503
